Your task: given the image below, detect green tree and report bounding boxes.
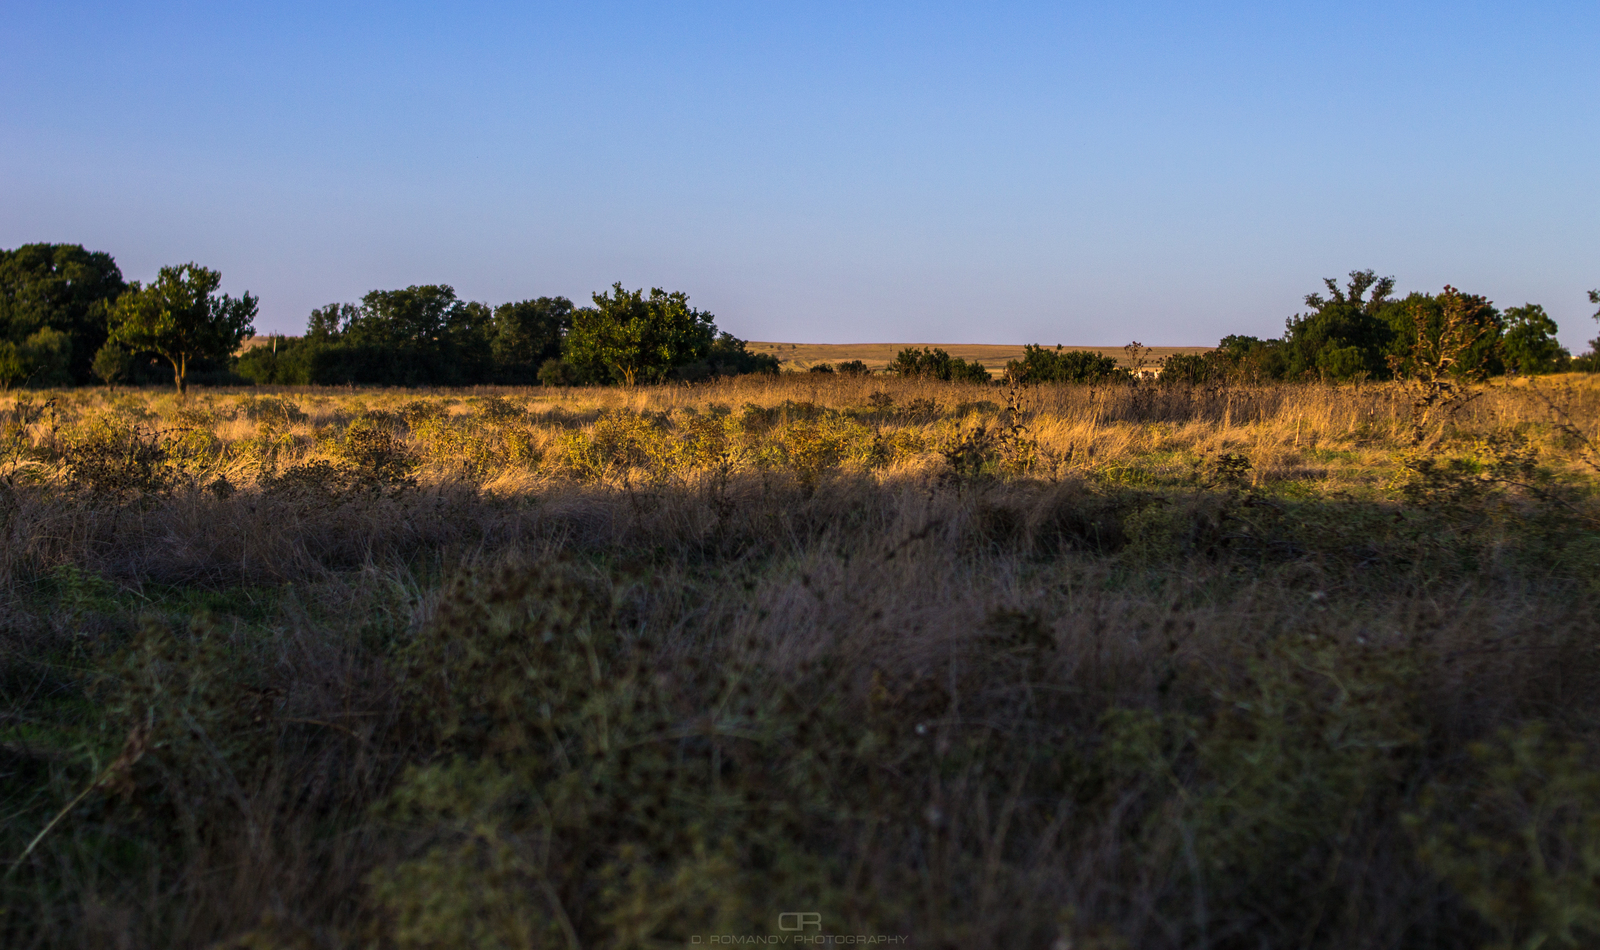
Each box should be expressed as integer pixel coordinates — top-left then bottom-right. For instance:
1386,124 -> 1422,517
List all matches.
1386,286 -> 1501,381
491,297 -> 573,383
1500,304 -> 1568,374
109,263 -> 257,394
1161,350 -> 1241,384
1573,290 -> 1600,371
344,286 -> 464,349
316,285 -> 491,385
0,243 -> 127,383
538,357 -> 580,386
1385,287 -> 1502,379
1589,289 -> 1600,353
305,302 -> 359,342
563,284 -> 717,386
699,332 -> 779,378
91,339 -> 136,387
1282,270 -> 1397,380
0,329 -> 74,390
1212,334 -> 1289,381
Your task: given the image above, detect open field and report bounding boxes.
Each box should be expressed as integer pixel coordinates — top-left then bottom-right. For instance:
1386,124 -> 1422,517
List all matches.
746,342 -> 1214,373
4,374 -> 1600,948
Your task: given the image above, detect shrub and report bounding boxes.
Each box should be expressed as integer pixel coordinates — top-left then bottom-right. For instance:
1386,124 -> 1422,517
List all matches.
538,358 -> 580,387
62,416 -> 176,501
90,340 -> 136,386
0,341 -> 23,391
339,417 -> 418,490
1003,345 -> 1125,384
18,328 -> 74,388
889,346 -> 991,382
1159,352 -> 1216,384
237,395 -> 307,426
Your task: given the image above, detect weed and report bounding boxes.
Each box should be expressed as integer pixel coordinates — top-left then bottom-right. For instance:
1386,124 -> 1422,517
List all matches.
339,418 -> 419,490
1409,723 -> 1600,949
62,417 -> 176,502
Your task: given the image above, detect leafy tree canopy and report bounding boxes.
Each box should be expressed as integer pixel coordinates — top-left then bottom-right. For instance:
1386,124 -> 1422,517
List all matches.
1385,287 -> 1502,380
1281,270 -> 1397,380
306,302 -> 360,343
564,284 -> 717,386
290,285 -> 493,385
244,284 -> 768,388
0,243 -> 126,383
491,297 -> 573,384
110,263 -> 256,393
1500,304 -> 1568,375
698,332 -> 779,378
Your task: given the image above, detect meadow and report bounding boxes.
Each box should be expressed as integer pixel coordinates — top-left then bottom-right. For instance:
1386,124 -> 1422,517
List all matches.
3,372 -> 1600,949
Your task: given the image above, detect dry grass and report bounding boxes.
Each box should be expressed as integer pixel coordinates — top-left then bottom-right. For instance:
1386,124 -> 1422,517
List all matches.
2,374 -> 1600,949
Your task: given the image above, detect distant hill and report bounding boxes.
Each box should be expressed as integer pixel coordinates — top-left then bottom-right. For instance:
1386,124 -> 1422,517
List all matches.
746,342 -> 1213,374
237,337 -> 1215,375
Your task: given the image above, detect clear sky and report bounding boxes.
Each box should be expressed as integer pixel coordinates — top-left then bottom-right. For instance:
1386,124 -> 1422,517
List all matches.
3,1 -> 1597,348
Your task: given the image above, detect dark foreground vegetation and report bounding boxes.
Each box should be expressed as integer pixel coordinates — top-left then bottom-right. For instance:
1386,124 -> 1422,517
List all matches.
4,372 -> 1600,948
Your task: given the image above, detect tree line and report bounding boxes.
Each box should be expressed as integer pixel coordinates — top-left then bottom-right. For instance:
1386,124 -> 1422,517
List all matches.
238,282 -> 779,387
1158,270 -> 1593,385
0,245 -> 260,393
894,270 -> 1595,386
3,246 -> 1596,391
0,244 -> 777,391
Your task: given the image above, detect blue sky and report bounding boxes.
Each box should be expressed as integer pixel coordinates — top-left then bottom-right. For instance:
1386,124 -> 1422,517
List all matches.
3,1 -> 1597,347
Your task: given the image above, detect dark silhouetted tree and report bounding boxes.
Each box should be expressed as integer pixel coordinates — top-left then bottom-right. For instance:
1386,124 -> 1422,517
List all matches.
0,243 -> 127,383
491,297 -> 573,383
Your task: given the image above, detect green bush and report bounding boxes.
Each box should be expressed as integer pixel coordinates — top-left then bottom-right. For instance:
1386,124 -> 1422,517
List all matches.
90,339 -> 136,386
1003,345 -> 1125,384
890,346 -> 991,382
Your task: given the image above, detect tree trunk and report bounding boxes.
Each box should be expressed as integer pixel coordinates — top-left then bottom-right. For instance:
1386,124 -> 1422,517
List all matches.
173,353 -> 187,395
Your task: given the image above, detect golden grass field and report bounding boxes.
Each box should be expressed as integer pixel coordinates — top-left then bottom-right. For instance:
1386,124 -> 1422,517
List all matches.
745,342 -> 1214,373
5,372 -> 1596,499
4,373 -> 1600,949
